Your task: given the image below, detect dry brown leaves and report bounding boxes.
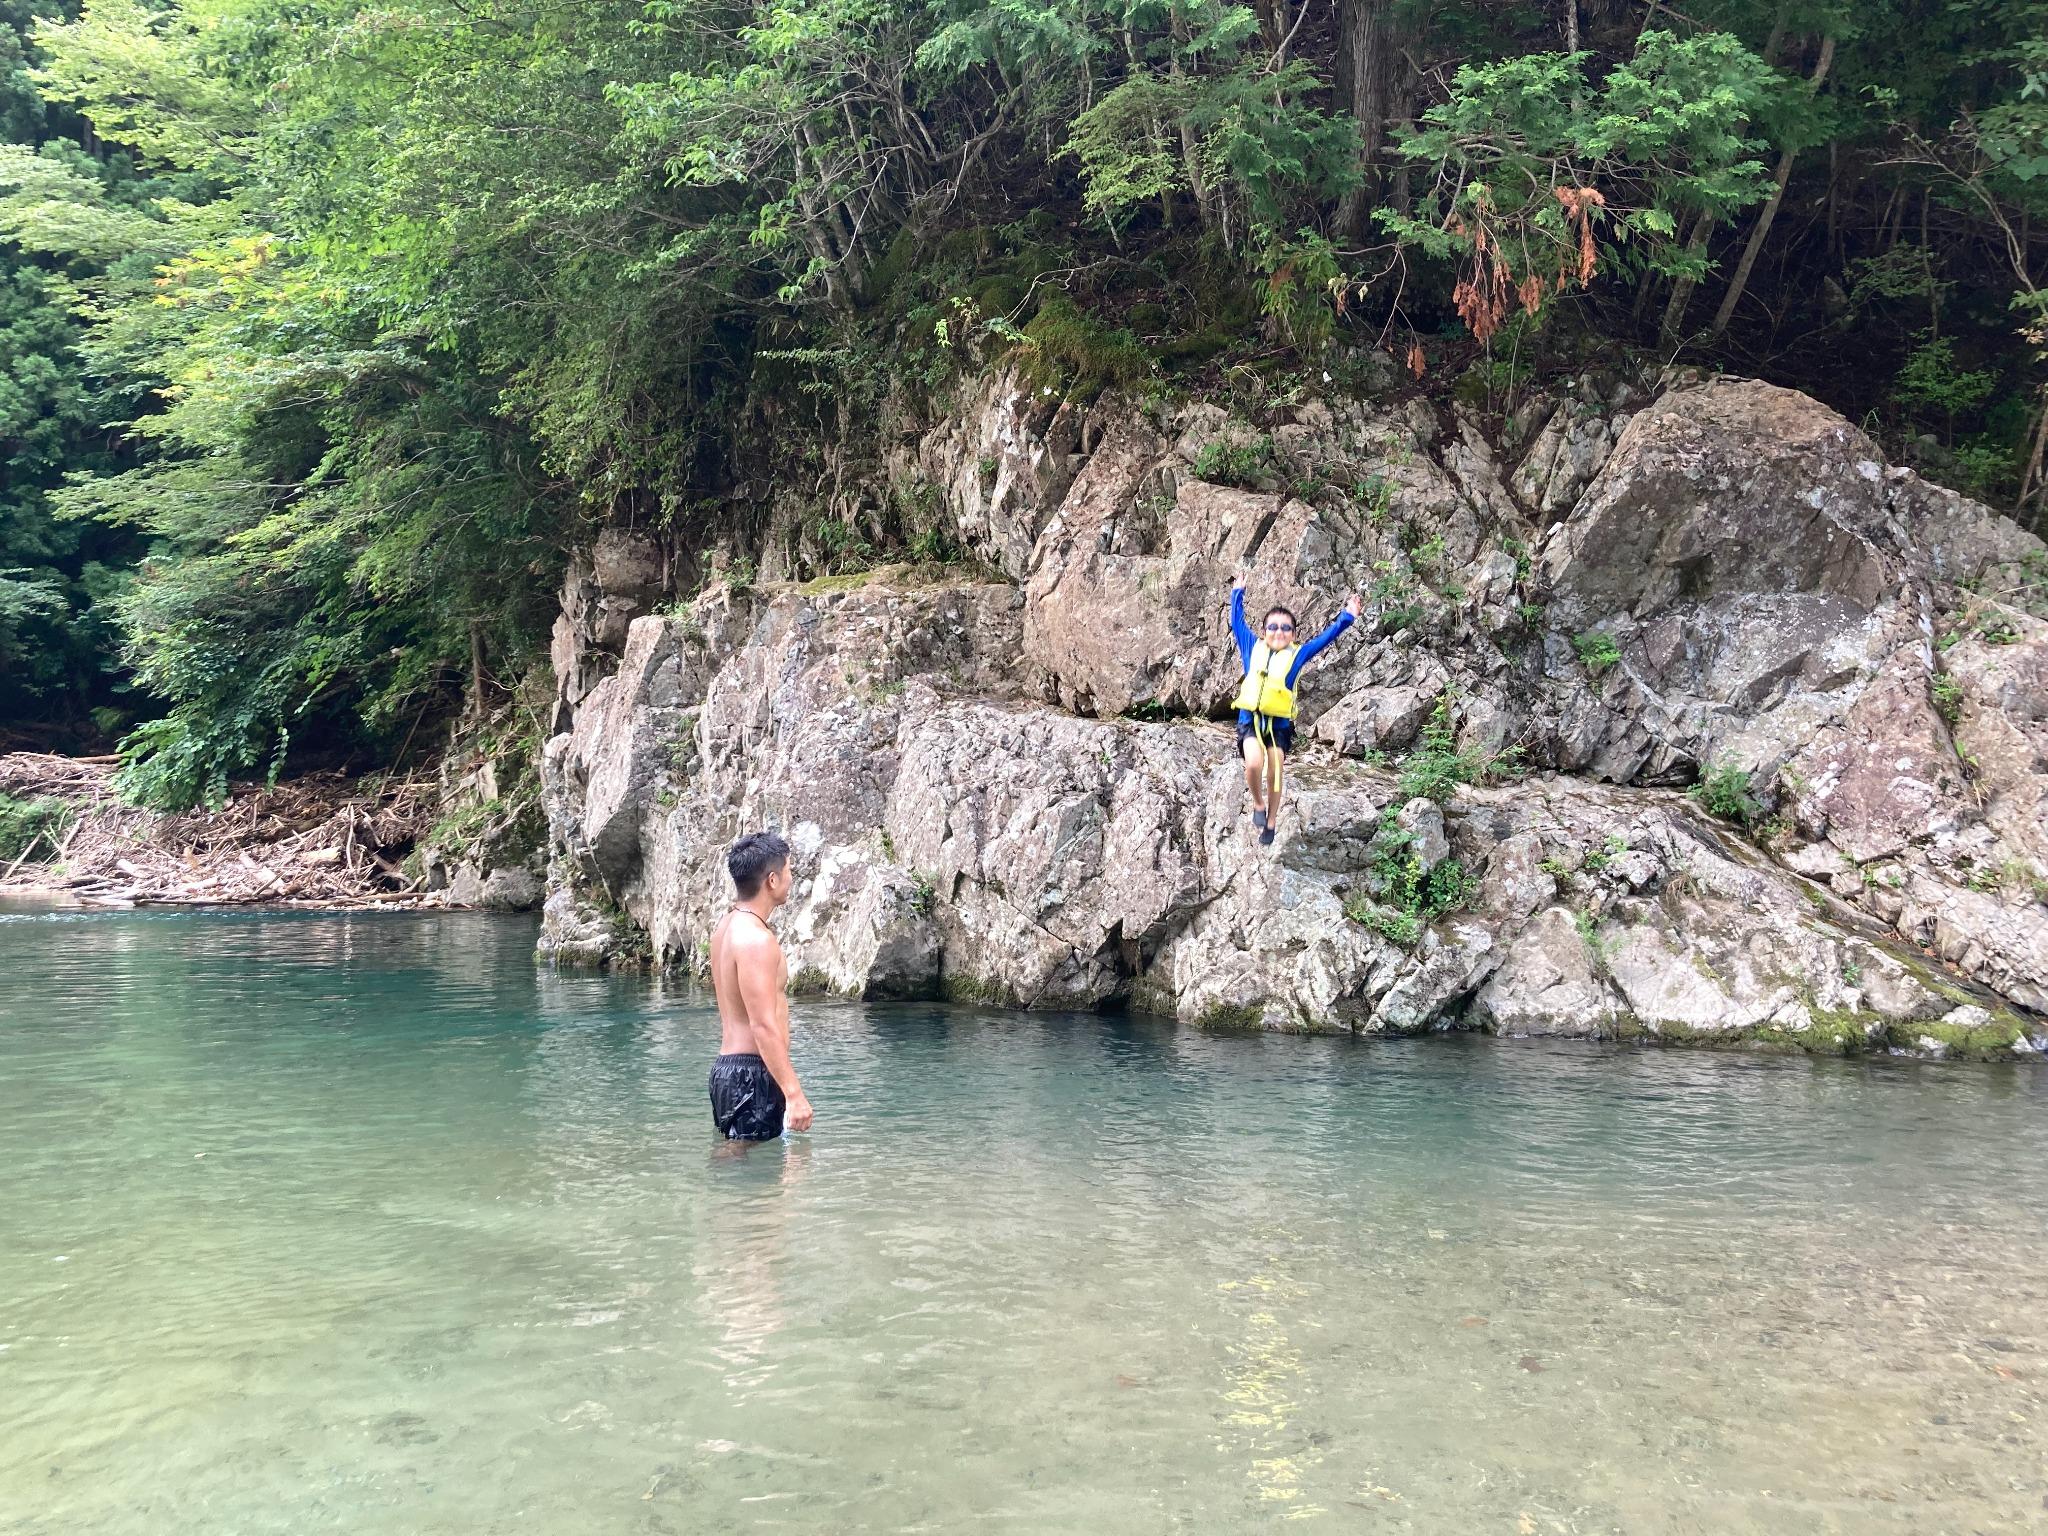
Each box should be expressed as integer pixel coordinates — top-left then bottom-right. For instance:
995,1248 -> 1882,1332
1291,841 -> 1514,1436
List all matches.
0,755 -> 441,910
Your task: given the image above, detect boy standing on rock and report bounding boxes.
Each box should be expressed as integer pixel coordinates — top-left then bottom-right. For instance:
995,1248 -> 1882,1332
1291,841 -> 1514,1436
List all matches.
1229,575 -> 1362,846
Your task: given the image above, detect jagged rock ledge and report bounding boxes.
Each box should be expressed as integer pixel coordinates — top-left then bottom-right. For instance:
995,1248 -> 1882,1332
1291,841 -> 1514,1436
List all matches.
537,376 -> 2048,1060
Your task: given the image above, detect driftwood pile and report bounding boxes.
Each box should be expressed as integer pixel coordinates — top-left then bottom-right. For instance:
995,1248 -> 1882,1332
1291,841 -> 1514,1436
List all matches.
0,753 -> 441,909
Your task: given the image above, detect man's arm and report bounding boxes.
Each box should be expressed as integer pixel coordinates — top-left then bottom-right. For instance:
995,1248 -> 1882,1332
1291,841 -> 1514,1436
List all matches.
1285,597 -> 1362,685
1229,579 -> 1255,663
737,929 -> 813,1131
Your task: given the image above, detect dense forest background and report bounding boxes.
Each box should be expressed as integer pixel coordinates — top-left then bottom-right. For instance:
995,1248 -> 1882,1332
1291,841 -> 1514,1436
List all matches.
2,0 -> 2044,807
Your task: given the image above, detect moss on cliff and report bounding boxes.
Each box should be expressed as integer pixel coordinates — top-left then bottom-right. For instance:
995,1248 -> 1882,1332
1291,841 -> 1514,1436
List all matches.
941,972 -> 1013,1007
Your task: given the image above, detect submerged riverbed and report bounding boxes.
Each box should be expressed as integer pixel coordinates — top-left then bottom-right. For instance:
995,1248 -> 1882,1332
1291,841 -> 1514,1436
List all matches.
2,909 -> 2044,1533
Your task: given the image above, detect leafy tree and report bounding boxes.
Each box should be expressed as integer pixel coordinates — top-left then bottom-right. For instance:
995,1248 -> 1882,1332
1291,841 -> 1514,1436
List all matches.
1384,30 -> 1781,340
4,0 -> 2048,799
0,0 -> 146,740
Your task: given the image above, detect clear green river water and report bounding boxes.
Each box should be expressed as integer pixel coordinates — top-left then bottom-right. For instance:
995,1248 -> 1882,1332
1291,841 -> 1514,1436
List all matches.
2,907 -> 2044,1534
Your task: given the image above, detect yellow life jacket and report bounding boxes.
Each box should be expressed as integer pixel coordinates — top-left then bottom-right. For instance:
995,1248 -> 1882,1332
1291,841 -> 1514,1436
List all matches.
1233,641 -> 1300,718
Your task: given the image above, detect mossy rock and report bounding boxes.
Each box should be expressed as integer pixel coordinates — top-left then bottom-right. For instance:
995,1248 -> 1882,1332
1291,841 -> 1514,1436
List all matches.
941,972 -> 1013,1006
1884,1012 -> 2026,1058
1016,295 -> 1151,401
1195,1001 -> 1264,1032
788,965 -> 854,999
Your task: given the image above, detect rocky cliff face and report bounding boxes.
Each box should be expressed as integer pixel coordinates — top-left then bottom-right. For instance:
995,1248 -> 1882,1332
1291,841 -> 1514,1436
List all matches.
537,372 -> 2048,1058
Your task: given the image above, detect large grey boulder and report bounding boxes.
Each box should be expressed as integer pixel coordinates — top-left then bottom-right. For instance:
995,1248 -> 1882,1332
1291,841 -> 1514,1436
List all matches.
1521,379 -> 2048,1008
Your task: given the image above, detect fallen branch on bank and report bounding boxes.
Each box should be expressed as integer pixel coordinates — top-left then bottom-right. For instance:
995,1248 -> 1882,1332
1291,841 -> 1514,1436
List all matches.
0,754 -> 442,909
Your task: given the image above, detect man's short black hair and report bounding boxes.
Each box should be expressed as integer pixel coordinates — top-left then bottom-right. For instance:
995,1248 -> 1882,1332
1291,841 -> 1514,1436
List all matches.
728,832 -> 790,899
1263,605 -> 1298,630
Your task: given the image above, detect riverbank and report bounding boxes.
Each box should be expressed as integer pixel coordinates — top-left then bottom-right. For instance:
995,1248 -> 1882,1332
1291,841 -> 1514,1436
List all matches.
0,752 -> 438,909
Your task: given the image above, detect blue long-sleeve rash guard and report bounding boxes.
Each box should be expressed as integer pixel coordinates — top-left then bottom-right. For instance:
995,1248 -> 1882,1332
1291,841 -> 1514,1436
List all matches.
1230,588 -> 1355,721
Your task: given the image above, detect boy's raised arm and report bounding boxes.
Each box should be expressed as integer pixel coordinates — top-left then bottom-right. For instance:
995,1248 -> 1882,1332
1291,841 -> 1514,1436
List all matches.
1228,576 -> 1255,660
1287,594 -> 1363,679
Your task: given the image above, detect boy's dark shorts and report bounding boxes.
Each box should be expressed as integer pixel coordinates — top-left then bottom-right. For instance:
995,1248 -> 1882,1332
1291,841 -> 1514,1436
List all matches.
708,1053 -> 786,1141
1236,714 -> 1295,755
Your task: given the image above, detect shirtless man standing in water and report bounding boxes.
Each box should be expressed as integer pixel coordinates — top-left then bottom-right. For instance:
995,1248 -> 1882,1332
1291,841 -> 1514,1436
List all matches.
706,832 -> 814,1140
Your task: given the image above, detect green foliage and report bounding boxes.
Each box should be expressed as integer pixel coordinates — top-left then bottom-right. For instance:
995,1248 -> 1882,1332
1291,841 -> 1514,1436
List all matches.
1369,559 -> 1424,632
1574,630 -> 1623,676
1395,693 -> 1517,805
1384,29 -> 1781,335
0,790 -> 71,862
1352,475 -> 1394,524
5,0 -> 2048,797
1572,908 -> 1614,973
1346,804 -> 1477,948
1500,533 -> 1533,581
1193,433 -> 1273,487
0,0 -> 147,738
1689,760 -> 1764,827
1895,336 -> 1998,420
1063,16 -> 1357,246
1581,834 -> 1629,874
1931,671 -> 1965,722
1016,294 -> 1151,400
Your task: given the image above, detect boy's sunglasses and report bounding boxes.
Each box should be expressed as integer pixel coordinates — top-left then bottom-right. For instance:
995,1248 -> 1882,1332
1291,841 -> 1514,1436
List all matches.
1264,620 -> 1295,633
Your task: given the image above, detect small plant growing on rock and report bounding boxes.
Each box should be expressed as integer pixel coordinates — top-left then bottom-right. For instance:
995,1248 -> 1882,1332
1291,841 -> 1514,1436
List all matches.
1345,896 -> 1422,947
1193,435 -> 1273,489
1396,696 -> 1482,804
1574,630 -> 1622,677
908,873 -> 937,917
1688,761 -> 1763,827
1346,815 -> 1477,948
1931,672 -> 1965,723
1406,527 -> 1448,571
908,523 -> 960,564
1572,909 -> 1614,974
1352,476 -> 1395,524
1515,602 -> 1546,629
1582,834 -> 1628,874
1369,561 -> 1424,633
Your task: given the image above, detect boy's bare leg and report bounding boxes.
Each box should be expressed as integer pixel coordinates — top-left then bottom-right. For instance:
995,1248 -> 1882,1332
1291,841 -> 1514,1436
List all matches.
1241,735 -> 1267,810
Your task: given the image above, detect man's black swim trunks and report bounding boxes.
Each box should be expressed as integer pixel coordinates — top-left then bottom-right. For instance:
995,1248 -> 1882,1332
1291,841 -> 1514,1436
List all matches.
708,1053 -> 786,1141
1236,714 -> 1295,754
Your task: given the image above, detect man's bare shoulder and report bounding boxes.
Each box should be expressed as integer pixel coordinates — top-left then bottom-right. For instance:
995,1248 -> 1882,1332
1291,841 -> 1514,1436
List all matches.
728,920 -> 783,958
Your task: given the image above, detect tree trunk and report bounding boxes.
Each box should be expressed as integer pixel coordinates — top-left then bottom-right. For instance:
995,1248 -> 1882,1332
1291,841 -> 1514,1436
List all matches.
1334,0 -> 1404,241
1659,212 -> 1714,349
468,620 -> 489,720
2021,387 -> 2048,520
1709,34 -> 1835,338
